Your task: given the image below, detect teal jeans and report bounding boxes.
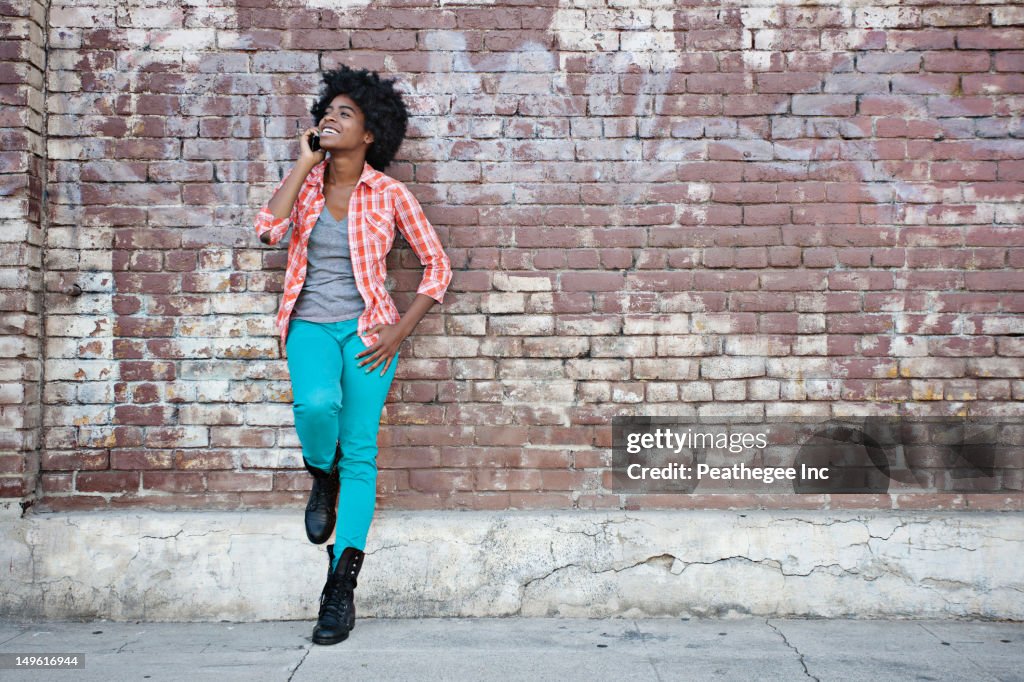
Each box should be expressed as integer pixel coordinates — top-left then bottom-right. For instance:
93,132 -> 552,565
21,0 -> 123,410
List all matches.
285,317 -> 399,566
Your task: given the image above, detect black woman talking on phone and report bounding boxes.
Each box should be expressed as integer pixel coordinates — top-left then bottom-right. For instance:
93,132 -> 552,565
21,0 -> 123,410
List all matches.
252,65 -> 452,645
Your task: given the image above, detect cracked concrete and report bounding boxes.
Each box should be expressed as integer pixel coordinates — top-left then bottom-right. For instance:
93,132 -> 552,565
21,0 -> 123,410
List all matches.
0,617 -> 1020,681
767,619 -> 819,681
0,506 -> 1021,621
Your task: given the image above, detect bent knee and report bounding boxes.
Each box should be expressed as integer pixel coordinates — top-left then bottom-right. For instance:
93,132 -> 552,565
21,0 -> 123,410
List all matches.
293,390 -> 340,417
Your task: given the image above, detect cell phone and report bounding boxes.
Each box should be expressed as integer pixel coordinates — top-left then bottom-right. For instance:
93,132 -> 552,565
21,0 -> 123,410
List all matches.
307,130 -> 320,152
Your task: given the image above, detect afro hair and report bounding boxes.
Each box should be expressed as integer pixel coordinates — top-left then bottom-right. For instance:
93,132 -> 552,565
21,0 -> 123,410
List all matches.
309,66 -> 410,171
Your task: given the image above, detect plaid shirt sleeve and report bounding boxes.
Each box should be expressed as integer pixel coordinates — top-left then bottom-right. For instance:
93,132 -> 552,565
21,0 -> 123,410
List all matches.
253,174 -> 301,246
393,181 -> 453,304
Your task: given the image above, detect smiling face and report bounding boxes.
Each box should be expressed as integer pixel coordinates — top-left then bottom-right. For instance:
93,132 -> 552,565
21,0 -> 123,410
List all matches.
317,93 -> 374,158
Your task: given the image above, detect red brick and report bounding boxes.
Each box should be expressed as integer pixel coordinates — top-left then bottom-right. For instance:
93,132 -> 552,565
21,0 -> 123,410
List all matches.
119,361 -> 176,381
77,471 -> 139,493
42,451 -> 109,471
142,472 -> 206,493
109,450 -> 174,470
207,472 -> 273,492
956,29 -> 1024,50
408,469 -> 473,493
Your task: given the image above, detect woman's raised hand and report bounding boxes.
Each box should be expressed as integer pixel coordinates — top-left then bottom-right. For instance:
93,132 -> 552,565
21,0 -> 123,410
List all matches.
298,125 -> 326,167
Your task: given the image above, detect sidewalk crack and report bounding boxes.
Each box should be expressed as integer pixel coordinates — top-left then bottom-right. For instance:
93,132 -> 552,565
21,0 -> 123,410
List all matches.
766,619 -> 819,681
287,645 -> 310,681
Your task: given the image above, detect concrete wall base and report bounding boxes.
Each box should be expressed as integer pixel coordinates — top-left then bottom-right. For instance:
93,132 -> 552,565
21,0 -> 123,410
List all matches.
1,505 -> 1021,622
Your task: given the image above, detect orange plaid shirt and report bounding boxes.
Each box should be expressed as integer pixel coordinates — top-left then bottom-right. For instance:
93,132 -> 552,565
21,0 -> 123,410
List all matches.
253,159 -> 452,358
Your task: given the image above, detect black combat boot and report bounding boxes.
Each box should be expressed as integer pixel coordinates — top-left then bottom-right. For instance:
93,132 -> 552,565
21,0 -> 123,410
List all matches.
312,544 -> 365,645
303,442 -> 341,544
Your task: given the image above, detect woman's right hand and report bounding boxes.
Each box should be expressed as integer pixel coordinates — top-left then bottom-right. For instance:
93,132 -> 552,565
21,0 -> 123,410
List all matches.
298,125 -> 326,167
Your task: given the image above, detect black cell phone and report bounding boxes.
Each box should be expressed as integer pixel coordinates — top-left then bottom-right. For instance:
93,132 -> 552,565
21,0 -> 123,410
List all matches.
307,130 -> 320,152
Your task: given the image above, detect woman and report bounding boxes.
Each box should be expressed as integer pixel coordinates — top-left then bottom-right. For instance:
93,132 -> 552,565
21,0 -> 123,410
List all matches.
253,66 -> 452,645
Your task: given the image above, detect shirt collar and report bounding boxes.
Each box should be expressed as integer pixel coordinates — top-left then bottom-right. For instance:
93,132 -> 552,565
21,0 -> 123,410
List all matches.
306,159 -> 385,191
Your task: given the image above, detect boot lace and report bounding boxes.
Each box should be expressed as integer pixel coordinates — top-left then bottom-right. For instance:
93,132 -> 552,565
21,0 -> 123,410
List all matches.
318,571 -> 352,624
307,470 -> 337,512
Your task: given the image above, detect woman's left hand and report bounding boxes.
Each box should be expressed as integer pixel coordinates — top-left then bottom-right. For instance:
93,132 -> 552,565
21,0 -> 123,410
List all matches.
356,323 -> 407,376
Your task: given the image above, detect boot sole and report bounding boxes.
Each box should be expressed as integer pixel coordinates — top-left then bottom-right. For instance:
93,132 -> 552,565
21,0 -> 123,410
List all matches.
312,628 -> 352,645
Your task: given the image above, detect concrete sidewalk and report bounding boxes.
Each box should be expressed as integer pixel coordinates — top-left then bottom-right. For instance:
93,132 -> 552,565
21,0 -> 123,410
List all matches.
0,617 -> 1020,681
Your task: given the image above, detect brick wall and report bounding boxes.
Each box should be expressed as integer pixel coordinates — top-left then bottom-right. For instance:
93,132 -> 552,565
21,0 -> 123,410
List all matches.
0,0 -> 46,507
3,0 -> 1022,513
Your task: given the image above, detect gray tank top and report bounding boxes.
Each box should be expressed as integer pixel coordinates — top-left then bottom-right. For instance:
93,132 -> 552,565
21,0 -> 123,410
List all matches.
290,210 -> 365,322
